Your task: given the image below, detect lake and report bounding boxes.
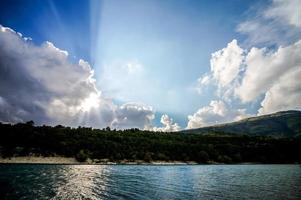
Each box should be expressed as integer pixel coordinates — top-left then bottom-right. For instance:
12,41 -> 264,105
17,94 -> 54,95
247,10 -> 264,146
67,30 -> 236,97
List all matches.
0,164 -> 300,199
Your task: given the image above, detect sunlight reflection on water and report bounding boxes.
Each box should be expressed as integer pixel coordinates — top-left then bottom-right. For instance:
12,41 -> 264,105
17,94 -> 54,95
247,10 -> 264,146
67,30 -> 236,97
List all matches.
51,165 -> 110,200
0,164 -> 301,200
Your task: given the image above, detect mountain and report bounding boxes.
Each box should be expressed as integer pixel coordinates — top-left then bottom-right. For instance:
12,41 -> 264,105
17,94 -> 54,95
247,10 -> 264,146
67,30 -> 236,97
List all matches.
181,110 -> 301,137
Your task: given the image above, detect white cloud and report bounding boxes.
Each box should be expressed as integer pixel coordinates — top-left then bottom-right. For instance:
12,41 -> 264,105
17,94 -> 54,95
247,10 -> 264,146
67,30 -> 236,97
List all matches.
194,38 -> 301,121
187,100 -> 249,129
237,0 -> 301,46
193,6 -> 301,125
198,74 -> 211,86
152,114 -> 181,132
265,0 -> 301,28
191,0 -> 301,128
0,24 -> 162,130
235,40 -> 301,102
111,103 -> 155,130
258,67 -> 301,114
0,24 -> 113,127
195,74 -> 211,94
195,40 -> 244,99
210,39 -> 244,87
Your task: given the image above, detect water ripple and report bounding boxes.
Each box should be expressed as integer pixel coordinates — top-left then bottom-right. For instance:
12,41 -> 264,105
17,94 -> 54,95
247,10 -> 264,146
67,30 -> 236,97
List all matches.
0,164 -> 301,200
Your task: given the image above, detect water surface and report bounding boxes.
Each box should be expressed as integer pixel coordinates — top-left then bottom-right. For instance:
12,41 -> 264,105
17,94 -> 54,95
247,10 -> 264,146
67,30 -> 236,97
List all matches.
0,164 -> 300,199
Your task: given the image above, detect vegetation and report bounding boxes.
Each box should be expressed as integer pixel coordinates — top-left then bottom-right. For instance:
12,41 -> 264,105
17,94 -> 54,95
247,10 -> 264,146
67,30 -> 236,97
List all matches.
0,121 -> 300,163
181,110 -> 301,137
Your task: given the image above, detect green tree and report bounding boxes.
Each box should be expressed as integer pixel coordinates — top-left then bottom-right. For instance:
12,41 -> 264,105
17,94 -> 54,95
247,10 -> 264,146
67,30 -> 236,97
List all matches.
197,151 -> 209,163
75,149 -> 89,162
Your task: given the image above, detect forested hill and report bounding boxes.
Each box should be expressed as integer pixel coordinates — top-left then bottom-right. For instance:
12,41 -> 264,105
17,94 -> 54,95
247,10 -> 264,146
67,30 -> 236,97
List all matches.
181,110 -> 301,137
0,121 -> 301,163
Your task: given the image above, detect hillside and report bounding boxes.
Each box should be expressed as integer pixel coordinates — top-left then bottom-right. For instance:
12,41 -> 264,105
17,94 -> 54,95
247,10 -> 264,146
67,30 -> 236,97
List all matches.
182,110 -> 301,137
0,121 -> 300,164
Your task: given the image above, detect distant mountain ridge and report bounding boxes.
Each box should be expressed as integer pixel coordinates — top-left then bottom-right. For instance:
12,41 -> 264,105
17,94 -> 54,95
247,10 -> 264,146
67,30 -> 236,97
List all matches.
181,110 -> 301,137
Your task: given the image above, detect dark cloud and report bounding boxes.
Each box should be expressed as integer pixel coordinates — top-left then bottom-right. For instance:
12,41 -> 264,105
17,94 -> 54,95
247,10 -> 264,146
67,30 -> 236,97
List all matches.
0,25 -> 163,129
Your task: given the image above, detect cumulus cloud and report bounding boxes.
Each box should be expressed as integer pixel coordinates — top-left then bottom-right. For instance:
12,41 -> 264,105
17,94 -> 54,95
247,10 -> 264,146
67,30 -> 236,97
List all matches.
191,0 -> 301,128
258,67 -> 301,114
235,40 -> 301,103
152,114 -> 180,132
111,103 -> 155,130
237,0 -> 301,46
0,25 -> 113,127
187,100 -> 249,129
194,36 -> 301,122
0,24 -> 166,130
210,39 -> 244,87
195,39 -> 244,99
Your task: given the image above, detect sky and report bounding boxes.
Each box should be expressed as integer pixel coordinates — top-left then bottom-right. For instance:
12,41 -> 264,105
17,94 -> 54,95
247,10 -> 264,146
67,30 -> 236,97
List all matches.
0,0 -> 301,130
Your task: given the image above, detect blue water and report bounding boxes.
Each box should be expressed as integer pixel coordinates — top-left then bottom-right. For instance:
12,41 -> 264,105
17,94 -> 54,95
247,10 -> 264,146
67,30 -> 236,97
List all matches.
0,164 -> 300,200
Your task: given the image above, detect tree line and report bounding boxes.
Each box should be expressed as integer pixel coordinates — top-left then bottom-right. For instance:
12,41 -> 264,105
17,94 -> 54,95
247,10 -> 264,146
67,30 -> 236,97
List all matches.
0,121 -> 300,163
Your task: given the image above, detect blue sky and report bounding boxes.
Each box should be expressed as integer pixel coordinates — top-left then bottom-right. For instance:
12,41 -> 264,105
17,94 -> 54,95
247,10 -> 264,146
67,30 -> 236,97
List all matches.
0,0 -> 300,130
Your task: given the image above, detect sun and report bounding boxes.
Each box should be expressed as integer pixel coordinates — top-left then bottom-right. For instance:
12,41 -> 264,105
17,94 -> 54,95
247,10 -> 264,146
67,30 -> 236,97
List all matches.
80,93 -> 100,112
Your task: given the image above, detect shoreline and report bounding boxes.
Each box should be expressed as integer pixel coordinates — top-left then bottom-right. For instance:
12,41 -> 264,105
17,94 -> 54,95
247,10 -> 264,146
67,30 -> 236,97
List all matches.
0,156 -> 299,165
0,156 -> 199,165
